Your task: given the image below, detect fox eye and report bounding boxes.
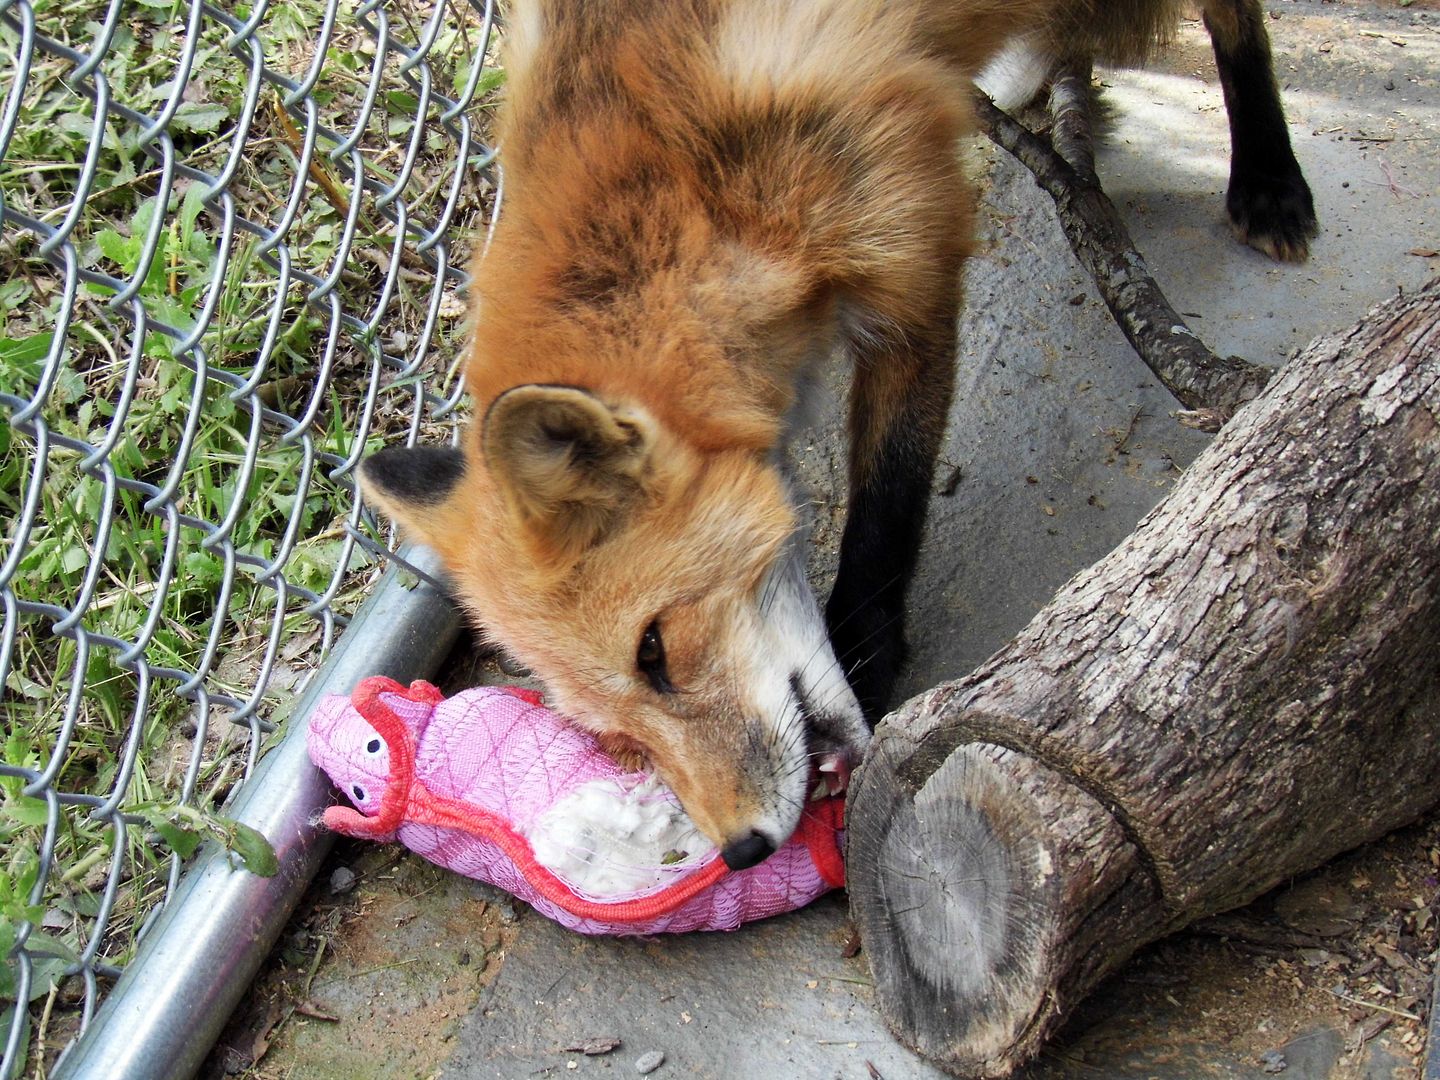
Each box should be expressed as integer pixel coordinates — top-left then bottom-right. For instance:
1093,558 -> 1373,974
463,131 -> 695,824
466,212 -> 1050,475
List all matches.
636,620 -> 676,694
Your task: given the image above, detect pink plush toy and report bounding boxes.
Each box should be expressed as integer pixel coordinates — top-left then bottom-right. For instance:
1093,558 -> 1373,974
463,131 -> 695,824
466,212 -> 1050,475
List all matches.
306,677 -> 846,935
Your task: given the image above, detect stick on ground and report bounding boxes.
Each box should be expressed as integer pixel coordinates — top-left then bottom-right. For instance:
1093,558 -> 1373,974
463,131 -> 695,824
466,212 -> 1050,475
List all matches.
974,72 -> 1272,424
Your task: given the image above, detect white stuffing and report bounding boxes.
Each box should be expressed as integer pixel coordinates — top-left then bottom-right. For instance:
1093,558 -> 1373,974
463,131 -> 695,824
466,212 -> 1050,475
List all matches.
527,776 -> 715,898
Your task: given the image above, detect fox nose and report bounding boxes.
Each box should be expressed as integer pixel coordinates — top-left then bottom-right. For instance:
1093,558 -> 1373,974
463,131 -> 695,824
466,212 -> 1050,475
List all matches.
721,830 -> 775,871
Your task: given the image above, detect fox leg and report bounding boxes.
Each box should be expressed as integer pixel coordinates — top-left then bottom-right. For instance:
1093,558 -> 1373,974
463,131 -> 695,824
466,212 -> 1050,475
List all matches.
826,292 -> 959,721
1201,0 -> 1317,261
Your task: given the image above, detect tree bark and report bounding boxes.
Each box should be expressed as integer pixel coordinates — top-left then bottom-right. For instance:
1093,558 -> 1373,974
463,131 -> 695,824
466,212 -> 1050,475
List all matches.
847,279 -> 1440,1078
974,89 -> 1272,421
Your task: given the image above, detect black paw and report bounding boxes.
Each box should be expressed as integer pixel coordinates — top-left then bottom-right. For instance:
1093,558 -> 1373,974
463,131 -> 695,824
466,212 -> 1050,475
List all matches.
825,596 -> 907,726
1226,165 -> 1318,262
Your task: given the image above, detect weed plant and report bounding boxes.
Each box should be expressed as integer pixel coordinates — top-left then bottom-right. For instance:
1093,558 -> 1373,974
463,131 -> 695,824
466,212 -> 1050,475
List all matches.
0,0 -> 501,1070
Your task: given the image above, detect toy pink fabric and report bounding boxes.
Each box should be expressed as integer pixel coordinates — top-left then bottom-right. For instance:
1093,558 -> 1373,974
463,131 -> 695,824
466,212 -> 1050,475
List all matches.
306,676 -> 846,935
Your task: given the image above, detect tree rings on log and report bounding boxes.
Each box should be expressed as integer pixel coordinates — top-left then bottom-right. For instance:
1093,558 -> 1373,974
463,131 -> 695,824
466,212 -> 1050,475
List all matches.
849,730 -> 1155,1076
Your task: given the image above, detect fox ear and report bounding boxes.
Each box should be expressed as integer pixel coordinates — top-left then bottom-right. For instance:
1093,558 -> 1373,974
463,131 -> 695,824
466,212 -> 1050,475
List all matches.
482,385 -> 653,564
357,445 -> 466,550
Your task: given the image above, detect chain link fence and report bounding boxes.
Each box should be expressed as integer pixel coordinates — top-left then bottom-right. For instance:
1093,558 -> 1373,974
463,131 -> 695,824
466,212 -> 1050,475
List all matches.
0,0 -> 499,1072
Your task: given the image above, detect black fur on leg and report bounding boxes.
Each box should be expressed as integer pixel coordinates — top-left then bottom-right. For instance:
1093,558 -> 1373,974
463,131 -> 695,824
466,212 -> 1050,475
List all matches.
1203,0 -> 1318,261
826,493 -> 915,724
827,315 -> 956,724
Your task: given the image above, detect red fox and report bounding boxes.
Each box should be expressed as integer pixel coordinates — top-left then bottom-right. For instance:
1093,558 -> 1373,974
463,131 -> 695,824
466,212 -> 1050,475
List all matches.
360,0 -> 1315,870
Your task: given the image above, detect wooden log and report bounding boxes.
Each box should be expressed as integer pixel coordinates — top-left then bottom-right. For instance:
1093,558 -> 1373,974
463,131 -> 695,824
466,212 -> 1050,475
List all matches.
846,279 -> 1440,1078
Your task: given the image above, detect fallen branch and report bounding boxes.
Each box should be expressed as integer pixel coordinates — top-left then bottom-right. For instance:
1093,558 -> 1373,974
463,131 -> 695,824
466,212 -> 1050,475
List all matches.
974,72 -> 1273,423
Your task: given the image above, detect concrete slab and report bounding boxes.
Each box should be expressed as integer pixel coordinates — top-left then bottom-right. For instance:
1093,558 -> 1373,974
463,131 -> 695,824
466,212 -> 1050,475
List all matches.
445,894 -> 950,1080
226,3 -> 1439,1077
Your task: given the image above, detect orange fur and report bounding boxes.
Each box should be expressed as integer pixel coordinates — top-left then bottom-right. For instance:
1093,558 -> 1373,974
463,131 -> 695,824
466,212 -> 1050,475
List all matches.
361,0 -> 1237,854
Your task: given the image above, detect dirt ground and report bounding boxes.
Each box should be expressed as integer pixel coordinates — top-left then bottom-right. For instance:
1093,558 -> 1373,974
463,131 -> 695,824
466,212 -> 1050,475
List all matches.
1033,816 -> 1440,1078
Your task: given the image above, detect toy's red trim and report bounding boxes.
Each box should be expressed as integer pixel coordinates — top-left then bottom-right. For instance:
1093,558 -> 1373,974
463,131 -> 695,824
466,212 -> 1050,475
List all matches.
320,676 -> 442,841
796,797 -> 846,888
499,685 -> 545,707
325,678 -> 847,924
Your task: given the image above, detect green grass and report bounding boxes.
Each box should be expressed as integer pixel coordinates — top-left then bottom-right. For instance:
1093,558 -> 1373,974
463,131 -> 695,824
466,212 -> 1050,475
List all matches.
0,0 -> 501,1072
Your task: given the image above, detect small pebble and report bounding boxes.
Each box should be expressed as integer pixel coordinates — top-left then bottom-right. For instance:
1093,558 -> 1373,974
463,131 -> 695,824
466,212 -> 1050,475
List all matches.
635,1050 -> 665,1074
1258,1049 -> 1287,1074
329,866 -> 357,894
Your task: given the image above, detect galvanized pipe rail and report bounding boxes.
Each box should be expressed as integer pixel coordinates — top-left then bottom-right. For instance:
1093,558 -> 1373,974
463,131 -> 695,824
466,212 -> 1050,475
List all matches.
52,546 -> 460,1079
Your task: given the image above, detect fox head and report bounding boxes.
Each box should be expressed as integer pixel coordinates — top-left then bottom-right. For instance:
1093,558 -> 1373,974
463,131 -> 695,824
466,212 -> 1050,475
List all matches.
358,385 -> 869,870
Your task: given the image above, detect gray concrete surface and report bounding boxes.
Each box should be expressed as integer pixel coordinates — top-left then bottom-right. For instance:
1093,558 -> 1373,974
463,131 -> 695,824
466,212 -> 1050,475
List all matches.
447,894 -> 950,1080
244,3 -> 1439,1077
894,0 -> 1439,693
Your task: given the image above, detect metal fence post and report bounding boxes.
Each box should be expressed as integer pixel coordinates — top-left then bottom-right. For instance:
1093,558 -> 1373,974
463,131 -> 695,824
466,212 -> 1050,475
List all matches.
50,545 -> 461,1080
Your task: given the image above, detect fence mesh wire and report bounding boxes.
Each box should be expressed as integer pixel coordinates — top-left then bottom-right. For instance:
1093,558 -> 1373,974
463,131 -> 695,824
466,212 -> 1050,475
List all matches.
0,0 -> 498,1071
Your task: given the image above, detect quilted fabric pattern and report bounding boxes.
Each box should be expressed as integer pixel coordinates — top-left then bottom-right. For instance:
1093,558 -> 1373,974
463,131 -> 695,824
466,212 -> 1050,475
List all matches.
306,677 -> 845,936
408,689 -> 629,829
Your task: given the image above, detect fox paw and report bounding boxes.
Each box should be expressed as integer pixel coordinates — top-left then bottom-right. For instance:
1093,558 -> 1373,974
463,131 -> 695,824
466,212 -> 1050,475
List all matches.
1227,168 -> 1318,262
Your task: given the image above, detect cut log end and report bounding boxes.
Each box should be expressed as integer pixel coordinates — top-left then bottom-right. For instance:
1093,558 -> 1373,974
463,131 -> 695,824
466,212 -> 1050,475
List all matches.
848,731 -> 1148,1077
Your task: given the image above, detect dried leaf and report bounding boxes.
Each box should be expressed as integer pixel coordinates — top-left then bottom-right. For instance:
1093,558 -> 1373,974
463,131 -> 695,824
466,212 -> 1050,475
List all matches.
249,1002 -> 285,1065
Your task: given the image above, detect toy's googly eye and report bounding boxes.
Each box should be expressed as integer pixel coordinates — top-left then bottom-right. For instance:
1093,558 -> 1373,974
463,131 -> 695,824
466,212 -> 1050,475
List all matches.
351,784 -> 366,802
366,738 -> 381,754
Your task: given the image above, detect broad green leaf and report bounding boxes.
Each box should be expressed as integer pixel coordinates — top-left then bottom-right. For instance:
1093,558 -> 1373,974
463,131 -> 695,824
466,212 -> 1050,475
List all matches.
0,278 -> 32,310
95,228 -> 136,273
179,181 -> 208,253
0,919 -> 17,999
475,66 -> 506,96
55,112 -> 96,138
0,800 -> 50,828
22,931 -> 80,967
151,818 -> 201,860
59,545 -> 90,575
27,954 -> 69,1001
228,823 -> 278,877
170,102 -> 230,134
0,333 -> 51,394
